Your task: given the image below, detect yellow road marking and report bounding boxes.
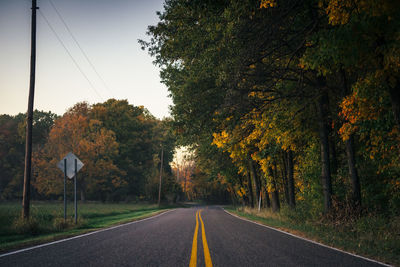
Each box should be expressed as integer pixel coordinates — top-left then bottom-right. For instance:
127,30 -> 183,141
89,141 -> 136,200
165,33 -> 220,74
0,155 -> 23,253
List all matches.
189,210 -> 199,267
199,210 -> 213,267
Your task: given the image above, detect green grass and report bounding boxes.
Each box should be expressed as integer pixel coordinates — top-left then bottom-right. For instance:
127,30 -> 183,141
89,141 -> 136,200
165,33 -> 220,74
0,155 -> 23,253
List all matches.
0,201 -> 174,252
225,206 -> 400,266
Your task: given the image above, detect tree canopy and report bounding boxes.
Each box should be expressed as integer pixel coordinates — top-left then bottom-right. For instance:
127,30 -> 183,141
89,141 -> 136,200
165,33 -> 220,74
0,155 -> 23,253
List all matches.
0,100 -> 180,203
142,0 -> 400,215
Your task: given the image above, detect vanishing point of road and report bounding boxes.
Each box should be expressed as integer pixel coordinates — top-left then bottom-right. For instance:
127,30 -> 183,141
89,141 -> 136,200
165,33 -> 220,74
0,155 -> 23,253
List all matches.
0,206 -> 388,266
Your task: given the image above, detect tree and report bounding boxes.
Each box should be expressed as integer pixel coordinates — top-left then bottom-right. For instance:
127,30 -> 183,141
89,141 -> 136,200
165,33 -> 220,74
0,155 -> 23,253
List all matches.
0,111 -> 57,200
33,102 -> 124,201
0,114 -> 25,199
143,0 -> 400,217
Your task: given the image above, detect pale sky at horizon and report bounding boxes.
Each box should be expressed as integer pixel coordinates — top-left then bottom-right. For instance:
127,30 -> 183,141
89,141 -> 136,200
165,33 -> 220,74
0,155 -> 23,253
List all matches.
0,0 -> 171,119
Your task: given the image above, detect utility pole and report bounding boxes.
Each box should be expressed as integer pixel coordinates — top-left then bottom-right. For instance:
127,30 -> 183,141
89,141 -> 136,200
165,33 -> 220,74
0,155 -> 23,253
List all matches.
22,0 -> 37,219
183,164 -> 187,201
157,147 -> 164,207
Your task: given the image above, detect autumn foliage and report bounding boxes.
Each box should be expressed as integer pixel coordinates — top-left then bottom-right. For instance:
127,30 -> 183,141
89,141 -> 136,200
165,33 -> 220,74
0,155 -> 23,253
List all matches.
142,0 -> 400,217
0,100 -> 179,202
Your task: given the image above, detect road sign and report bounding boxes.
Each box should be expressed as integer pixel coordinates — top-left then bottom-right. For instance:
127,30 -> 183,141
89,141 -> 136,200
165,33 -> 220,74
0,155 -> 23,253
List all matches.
57,152 -> 83,224
57,152 -> 84,178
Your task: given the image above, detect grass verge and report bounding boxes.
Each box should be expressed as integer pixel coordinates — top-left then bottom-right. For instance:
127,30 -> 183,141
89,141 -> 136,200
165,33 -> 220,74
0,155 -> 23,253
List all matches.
225,206 -> 399,266
0,201 -> 176,253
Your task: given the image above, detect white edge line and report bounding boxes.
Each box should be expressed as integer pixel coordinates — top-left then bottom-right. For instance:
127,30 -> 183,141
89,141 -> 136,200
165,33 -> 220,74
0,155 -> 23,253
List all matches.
0,209 -> 176,258
223,208 -> 392,267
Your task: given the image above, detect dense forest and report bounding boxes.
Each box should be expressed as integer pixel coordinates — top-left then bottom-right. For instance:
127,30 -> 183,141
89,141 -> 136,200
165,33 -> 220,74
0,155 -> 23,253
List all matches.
0,99 -> 181,202
141,0 -> 400,218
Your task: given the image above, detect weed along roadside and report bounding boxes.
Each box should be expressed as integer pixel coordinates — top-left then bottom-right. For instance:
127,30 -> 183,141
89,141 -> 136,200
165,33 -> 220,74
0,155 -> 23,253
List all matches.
0,202 -> 175,253
225,206 -> 400,266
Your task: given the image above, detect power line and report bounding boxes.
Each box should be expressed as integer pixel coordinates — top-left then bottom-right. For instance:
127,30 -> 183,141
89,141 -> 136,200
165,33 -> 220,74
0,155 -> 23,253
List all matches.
48,0 -> 114,98
38,9 -> 104,101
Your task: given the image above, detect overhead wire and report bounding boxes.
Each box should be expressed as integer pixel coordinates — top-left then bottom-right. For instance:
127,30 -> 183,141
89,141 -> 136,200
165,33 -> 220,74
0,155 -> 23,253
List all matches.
48,0 -> 114,98
38,9 -> 104,101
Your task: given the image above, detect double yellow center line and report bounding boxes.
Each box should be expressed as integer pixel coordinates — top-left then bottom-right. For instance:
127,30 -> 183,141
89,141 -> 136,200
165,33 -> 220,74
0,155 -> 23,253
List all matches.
189,209 -> 213,267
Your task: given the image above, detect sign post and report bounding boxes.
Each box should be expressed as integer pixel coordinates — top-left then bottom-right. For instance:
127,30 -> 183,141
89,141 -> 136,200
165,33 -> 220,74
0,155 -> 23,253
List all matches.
57,152 -> 84,224
74,159 -> 77,224
64,158 -> 67,221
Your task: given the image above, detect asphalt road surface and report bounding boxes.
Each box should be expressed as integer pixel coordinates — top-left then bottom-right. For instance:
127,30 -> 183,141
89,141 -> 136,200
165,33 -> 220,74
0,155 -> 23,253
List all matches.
0,206 -> 388,267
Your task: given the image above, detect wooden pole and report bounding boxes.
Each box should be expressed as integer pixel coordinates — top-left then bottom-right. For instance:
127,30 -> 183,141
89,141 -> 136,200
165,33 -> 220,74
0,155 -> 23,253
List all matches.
22,0 -> 37,219
157,147 -> 164,206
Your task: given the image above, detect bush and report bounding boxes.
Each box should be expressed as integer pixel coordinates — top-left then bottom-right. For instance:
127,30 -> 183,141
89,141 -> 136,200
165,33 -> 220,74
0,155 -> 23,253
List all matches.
53,216 -> 86,231
53,217 -> 72,231
13,217 -> 41,235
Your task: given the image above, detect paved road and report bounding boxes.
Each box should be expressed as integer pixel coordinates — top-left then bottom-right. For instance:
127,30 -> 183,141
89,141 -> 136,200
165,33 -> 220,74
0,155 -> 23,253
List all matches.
0,206 -> 387,266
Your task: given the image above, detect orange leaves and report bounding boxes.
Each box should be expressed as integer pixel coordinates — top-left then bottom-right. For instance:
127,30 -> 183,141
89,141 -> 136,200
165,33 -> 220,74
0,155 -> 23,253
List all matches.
338,76 -> 400,175
260,0 -> 277,9
339,84 -> 382,141
33,102 -> 122,197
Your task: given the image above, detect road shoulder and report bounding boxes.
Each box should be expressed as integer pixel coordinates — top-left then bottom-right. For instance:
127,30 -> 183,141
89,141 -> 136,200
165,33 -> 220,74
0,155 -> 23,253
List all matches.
223,208 -> 392,267
0,208 -> 176,257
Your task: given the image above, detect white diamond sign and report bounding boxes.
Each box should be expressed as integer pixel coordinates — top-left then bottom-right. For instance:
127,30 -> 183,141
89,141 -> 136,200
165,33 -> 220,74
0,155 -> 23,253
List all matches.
57,152 -> 84,179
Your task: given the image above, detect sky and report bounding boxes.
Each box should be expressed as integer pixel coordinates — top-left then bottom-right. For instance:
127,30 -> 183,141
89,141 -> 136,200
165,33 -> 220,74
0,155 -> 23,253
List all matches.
0,0 -> 171,119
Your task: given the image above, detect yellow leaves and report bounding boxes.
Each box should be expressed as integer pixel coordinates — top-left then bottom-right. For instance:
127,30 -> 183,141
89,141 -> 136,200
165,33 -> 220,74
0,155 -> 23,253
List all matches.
260,0 -> 277,9
257,158 -> 270,175
249,64 -> 256,69
248,89 -> 276,100
236,187 -> 246,197
212,130 -> 229,149
238,165 -> 246,175
324,0 -> 351,25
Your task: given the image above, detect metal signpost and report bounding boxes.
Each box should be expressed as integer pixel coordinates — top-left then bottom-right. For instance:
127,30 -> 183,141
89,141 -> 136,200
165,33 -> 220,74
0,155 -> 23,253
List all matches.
74,159 -> 78,224
57,152 -> 84,223
64,158 -> 67,220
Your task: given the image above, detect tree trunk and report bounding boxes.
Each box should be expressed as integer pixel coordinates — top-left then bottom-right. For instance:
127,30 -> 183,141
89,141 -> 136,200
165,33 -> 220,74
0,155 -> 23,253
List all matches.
317,91 -> 332,213
264,187 -> 271,208
248,159 -> 260,208
341,68 -> 362,211
247,172 -> 254,208
287,150 -> 296,208
281,152 -> 290,204
271,191 -> 280,212
269,164 -> 280,212
345,134 -> 361,208
330,135 -> 338,175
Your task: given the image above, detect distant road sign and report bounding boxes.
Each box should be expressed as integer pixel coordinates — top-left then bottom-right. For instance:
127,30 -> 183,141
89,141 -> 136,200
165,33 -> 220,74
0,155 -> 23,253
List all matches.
57,152 -> 84,178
